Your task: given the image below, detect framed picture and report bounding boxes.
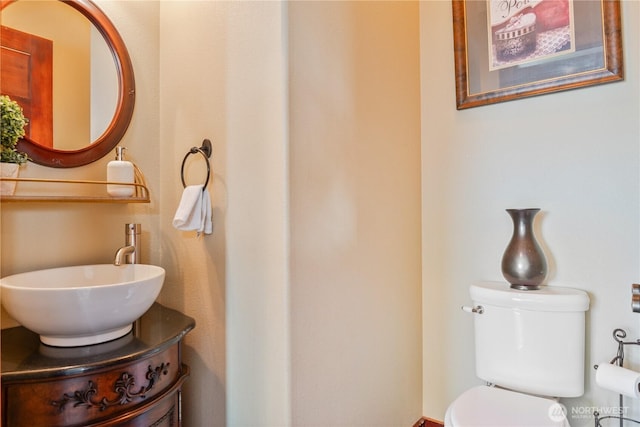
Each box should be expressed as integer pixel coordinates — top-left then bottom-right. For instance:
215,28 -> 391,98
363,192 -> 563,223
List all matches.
453,0 -> 623,109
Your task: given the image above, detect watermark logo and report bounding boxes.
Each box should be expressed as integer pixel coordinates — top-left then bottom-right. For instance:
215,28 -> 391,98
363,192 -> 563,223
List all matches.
550,403 -> 630,425
548,402 -> 568,422
570,405 -> 628,419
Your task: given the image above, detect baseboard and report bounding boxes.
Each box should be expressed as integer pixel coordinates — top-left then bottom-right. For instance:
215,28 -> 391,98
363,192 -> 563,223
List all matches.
412,416 -> 444,427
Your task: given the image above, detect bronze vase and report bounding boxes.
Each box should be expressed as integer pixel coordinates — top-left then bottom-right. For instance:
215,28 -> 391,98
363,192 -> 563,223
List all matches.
501,208 -> 548,290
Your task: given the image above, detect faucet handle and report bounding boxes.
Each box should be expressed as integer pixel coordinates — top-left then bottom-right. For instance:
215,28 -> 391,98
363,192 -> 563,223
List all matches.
122,223 -> 141,264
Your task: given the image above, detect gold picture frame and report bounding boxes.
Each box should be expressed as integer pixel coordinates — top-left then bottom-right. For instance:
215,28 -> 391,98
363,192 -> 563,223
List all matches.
453,0 -> 624,109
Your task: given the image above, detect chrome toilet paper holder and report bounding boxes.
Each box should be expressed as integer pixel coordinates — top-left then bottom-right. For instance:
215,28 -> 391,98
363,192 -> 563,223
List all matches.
593,328 -> 640,427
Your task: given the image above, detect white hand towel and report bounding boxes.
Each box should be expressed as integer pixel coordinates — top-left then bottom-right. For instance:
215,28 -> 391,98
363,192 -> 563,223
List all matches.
173,185 -> 213,235
201,188 -> 213,235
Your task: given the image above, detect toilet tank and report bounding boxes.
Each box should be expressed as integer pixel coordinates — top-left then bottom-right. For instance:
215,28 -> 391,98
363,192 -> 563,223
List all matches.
470,282 -> 590,397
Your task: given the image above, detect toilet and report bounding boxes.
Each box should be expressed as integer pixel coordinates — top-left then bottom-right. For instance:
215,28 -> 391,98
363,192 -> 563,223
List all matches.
445,281 -> 590,427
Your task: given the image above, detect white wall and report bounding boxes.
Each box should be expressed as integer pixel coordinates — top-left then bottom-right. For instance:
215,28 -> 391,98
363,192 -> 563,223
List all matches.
159,1 -> 423,426
223,3 -> 291,424
289,2 -> 422,426
421,1 -> 640,425
157,1 -> 423,426
158,2 -> 229,426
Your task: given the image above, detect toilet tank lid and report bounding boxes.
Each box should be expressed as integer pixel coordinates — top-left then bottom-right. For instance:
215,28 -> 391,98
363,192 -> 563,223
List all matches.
471,282 -> 590,312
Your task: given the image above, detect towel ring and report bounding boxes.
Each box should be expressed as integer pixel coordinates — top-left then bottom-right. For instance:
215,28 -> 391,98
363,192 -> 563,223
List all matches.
181,139 -> 212,190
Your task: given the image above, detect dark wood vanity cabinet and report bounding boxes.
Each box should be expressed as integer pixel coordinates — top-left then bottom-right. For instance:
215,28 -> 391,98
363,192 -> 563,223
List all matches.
1,304 -> 195,427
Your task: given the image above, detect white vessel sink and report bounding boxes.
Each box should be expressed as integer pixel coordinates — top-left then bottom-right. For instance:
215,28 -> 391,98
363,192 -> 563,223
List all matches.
0,264 -> 164,347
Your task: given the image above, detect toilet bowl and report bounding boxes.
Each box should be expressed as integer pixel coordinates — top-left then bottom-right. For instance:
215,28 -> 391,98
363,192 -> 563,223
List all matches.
445,282 -> 589,427
444,385 -> 569,427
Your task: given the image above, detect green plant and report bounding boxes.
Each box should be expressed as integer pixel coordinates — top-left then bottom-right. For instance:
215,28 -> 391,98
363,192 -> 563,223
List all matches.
0,95 -> 29,165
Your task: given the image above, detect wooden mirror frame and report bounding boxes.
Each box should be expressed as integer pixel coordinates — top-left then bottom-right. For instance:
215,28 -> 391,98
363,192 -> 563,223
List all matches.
2,0 -> 135,168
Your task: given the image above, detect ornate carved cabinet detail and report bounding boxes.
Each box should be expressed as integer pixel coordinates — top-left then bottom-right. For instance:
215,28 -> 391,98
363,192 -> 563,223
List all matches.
1,304 -> 195,427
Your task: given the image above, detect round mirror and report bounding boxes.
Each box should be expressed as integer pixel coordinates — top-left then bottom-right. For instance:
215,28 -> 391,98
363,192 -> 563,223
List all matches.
0,0 -> 135,168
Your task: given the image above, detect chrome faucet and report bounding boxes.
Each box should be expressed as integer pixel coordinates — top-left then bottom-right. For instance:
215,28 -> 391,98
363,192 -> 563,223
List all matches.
113,223 -> 141,265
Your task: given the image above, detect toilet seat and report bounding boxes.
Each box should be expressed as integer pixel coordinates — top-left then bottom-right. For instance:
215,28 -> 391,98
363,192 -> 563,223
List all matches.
445,385 -> 570,427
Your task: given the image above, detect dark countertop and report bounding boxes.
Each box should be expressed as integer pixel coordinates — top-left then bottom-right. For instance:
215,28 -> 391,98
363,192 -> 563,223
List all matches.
1,303 -> 195,383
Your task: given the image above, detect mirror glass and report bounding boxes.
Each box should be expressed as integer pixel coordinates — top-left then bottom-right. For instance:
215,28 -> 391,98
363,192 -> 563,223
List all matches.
0,0 -> 135,167
2,1 -> 117,151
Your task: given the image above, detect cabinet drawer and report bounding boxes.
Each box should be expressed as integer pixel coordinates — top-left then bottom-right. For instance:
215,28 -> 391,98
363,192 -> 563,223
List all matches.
90,365 -> 189,427
3,344 -> 181,427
